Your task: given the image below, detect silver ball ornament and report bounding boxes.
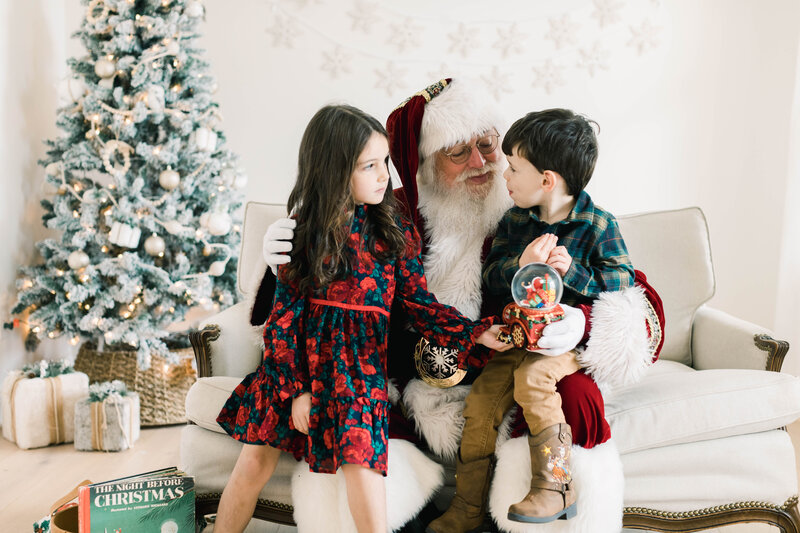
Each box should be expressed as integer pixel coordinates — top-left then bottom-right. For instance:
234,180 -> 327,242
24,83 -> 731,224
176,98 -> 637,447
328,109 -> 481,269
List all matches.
68,250 -> 90,270
207,213 -> 232,236
159,168 -> 180,190
144,234 -> 166,256
94,58 -> 116,79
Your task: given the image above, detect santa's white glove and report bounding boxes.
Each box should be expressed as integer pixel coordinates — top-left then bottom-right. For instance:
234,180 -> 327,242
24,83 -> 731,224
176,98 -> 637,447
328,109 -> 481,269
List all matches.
262,217 -> 296,274
534,303 -> 586,356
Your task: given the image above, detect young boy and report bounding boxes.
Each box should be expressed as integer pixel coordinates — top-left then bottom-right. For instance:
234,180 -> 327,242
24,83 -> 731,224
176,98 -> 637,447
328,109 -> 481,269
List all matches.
427,109 -> 634,531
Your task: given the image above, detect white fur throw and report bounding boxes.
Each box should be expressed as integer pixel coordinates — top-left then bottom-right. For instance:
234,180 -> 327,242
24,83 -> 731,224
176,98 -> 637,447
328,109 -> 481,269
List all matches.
291,439 -> 444,532
490,437 -> 624,533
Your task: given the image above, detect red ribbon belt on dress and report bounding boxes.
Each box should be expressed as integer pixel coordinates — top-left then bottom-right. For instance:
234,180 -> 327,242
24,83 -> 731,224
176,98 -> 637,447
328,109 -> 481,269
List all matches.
309,299 -> 391,318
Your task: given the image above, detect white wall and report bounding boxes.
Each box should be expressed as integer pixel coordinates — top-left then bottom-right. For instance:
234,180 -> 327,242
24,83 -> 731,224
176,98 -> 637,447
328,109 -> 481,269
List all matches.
2,0 -> 799,397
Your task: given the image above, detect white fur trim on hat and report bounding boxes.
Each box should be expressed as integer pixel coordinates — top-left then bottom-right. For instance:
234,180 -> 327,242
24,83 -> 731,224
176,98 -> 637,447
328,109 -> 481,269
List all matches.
418,78 -> 507,159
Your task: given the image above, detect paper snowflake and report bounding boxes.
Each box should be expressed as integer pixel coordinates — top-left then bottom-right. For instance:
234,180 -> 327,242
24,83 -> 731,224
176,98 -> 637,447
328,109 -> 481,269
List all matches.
532,60 -> 566,94
447,23 -> 479,58
387,17 -> 423,53
591,0 -> 625,28
545,14 -> 578,50
577,43 -> 610,77
426,63 -> 453,83
492,23 -> 526,58
480,67 -> 513,100
285,0 -> 322,8
321,46 -> 353,79
347,0 -> 379,34
266,13 -> 300,49
374,62 -> 408,98
628,19 -> 660,55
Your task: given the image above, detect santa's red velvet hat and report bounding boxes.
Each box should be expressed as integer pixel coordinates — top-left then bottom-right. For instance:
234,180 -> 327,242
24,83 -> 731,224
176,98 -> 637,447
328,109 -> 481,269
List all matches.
386,78 -> 506,230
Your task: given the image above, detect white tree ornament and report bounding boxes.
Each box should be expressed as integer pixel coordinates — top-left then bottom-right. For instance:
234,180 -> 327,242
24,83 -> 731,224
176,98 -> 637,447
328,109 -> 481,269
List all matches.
58,77 -> 89,106
68,250 -> 90,270
108,222 -> 142,248
94,57 -> 116,78
158,168 -> 180,190
193,127 -> 218,152
144,234 -> 166,256
207,212 -> 232,236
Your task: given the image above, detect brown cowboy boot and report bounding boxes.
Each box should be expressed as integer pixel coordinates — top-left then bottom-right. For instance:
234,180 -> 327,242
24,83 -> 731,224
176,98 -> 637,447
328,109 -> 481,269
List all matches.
507,423 -> 577,523
425,452 -> 493,533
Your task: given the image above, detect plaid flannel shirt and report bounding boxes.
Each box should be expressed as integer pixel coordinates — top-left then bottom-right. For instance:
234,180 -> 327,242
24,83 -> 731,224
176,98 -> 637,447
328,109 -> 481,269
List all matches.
482,191 -> 634,307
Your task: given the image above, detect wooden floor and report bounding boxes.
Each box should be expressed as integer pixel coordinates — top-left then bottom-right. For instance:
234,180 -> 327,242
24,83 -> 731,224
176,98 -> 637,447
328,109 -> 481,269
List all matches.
4,422 -> 800,533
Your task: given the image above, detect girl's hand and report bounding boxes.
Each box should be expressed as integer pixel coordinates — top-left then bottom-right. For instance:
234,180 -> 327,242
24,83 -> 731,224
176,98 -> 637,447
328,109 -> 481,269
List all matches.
478,324 -> 514,352
546,245 -> 572,277
291,392 -> 312,434
520,234 -> 558,267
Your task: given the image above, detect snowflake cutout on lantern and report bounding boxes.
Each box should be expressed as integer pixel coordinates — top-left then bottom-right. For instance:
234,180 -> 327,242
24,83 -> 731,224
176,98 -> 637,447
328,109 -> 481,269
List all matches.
591,0 -> 625,28
532,59 -> 566,94
577,43 -> 610,77
421,345 -> 460,379
374,61 -> 407,98
386,17 -> 423,53
347,0 -> 380,34
628,19 -> 661,55
321,46 -> 353,79
447,23 -> 480,58
480,66 -> 513,100
492,23 -> 526,58
266,13 -> 300,48
545,14 -> 578,50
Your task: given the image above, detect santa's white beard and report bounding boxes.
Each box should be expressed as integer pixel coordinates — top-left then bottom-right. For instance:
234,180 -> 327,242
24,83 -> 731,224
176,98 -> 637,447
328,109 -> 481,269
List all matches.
416,157 -> 512,319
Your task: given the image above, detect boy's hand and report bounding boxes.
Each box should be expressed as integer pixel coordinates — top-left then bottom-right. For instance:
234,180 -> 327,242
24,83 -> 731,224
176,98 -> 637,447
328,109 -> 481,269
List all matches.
291,392 -> 311,434
519,234 -> 558,267
547,245 -> 572,276
478,324 -> 514,352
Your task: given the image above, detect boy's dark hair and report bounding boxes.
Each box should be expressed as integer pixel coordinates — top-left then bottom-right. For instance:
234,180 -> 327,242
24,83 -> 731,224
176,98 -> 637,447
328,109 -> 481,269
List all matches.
502,109 -> 599,196
285,104 -> 405,293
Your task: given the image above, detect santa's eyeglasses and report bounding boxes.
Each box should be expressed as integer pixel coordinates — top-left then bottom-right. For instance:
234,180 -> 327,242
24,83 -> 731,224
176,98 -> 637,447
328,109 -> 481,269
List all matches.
442,132 -> 499,164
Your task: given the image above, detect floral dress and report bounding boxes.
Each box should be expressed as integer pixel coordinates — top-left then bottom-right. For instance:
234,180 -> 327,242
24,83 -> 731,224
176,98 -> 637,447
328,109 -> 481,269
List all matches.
217,205 -> 494,475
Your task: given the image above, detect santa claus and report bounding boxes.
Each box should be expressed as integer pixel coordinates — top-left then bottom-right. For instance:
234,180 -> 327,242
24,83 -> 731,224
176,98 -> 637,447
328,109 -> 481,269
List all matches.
258,78 -> 664,533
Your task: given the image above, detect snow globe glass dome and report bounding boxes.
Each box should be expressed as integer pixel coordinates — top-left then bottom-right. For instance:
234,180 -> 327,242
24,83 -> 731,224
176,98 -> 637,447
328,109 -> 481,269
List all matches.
510,262 -> 563,310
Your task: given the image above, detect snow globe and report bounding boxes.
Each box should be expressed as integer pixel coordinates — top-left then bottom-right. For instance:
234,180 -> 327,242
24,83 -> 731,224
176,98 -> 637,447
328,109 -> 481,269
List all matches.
499,262 -> 565,350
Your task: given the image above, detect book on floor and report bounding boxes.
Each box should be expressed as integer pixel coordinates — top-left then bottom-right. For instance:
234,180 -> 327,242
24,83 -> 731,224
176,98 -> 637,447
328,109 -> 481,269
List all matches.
78,466 -> 195,533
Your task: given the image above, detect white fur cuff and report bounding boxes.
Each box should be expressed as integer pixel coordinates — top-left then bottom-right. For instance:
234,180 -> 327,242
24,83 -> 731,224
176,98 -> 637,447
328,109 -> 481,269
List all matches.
577,286 -> 653,391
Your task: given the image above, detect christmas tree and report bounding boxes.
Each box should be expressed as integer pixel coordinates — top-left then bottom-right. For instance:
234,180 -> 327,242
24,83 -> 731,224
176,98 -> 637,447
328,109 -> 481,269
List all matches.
11,0 -> 245,367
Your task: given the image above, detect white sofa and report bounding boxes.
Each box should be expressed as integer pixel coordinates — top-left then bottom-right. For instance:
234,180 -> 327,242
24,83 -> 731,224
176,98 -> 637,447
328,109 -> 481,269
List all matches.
180,202 -> 800,532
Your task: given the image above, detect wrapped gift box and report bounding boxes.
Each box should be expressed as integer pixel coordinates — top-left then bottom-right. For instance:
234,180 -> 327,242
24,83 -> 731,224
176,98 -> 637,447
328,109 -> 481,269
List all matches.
1,370 -> 89,449
74,392 -> 140,452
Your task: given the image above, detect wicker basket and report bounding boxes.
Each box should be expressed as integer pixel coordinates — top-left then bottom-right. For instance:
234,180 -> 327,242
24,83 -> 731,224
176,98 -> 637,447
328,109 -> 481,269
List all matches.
74,343 -> 196,426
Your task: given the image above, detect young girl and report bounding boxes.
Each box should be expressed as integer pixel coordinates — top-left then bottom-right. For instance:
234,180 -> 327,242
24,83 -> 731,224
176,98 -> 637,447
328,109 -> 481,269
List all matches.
214,104 -> 509,533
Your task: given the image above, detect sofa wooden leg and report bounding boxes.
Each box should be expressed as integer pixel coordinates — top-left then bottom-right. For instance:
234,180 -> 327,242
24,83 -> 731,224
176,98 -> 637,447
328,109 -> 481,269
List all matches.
781,497 -> 800,533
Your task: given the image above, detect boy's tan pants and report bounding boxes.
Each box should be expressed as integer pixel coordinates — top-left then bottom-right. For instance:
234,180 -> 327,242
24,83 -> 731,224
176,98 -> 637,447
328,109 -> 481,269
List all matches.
460,349 -> 581,463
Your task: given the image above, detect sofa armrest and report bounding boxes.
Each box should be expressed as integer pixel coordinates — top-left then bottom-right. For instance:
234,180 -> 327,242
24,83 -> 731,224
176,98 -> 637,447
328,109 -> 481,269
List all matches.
188,301 -> 263,378
691,305 -> 789,372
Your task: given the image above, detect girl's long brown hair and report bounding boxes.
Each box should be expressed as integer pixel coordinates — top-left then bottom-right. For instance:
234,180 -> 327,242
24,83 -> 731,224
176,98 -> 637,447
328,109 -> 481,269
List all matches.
284,105 -> 406,293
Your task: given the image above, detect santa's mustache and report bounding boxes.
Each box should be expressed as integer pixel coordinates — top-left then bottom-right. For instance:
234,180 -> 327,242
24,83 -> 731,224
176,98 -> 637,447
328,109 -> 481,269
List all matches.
454,160 -> 504,183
